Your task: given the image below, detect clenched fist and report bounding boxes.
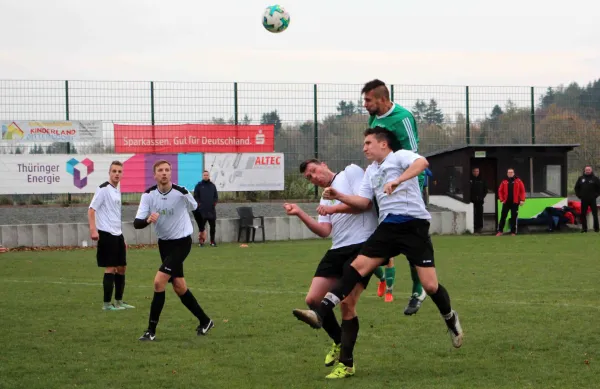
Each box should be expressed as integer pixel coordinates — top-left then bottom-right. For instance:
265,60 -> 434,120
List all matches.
283,203 -> 301,216
322,187 -> 339,200
383,180 -> 401,195
147,212 -> 160,224
316,205 -> 335,216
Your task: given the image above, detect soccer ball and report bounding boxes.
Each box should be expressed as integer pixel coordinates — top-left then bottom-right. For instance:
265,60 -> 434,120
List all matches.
262,5 -> 290,33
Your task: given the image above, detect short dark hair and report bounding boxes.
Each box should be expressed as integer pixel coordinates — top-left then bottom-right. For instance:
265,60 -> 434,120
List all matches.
364,126 -> 395,148
299,158 -> 321,173
361,79 -> 390,100
109,161 -> 123,171
203,170 -> 209,173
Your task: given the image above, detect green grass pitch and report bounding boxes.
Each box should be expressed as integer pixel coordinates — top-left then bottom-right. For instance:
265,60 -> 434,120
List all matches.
0,234 -> 598,388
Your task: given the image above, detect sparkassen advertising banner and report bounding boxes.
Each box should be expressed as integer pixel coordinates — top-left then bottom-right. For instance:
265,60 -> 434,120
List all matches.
0,153 -> 204,194
204,153 -> 284,191
1,121 -> 102,142
113,123 -> 274,153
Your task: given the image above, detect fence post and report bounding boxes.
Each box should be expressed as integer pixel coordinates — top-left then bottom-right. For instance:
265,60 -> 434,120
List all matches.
465,86 -> 471,145
233,82 -> 242,200
313,84 -> 319,199
150,81 -> 155,154
150,81 -> 155,125
530,86 -> 536,144
65,80 -> 71,204
390,84 -> 394,101
234,82 -> 239,125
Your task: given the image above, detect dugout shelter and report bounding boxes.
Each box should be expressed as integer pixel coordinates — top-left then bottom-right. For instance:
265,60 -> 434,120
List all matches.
424,144 -> 579,232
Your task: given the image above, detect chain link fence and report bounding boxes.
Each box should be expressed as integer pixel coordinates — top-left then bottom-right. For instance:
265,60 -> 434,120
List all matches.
1,80 -> 598,205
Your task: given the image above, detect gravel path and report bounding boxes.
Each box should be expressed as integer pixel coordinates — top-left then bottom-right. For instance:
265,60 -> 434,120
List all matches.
0,202 -> 450,225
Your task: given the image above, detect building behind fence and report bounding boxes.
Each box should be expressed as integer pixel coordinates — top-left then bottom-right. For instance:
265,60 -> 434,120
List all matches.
1,79 -> 599,205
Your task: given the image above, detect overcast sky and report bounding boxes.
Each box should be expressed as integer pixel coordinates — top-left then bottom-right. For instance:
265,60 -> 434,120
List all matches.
1,0 -> 598,87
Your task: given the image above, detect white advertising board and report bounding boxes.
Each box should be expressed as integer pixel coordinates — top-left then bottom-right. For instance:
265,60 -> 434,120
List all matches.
1,120 -> 102,142
204,153 -> 285,192
0,154 -> 133,194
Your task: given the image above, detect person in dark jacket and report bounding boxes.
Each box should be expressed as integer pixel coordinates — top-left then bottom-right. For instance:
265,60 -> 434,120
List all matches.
470,167 -> 488,233
497,168 -> 526,236
574,165 -> 600,232
193,171 -> 219,246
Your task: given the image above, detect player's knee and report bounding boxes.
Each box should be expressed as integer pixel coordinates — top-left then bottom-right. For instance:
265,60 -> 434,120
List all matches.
173,284 -> 186,296
153,276 -> 167,292
172,279 -> 187,296
105,267 -> 117,274
421,278 -> 439,295
153,280 -> 165,292
117,266 -> 126,275
350,257 -> 372,276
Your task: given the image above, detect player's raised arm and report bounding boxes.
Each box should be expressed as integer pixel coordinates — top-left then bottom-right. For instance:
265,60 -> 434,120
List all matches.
317,164 -> 371,216
322,167 -> 373,211
180,185 -> 199,212
382,150 -> 429,195
323,187 -> 372,210
284,203 -> 332,238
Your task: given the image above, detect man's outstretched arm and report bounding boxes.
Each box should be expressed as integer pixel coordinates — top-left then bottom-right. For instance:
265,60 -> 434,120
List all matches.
284,203 -> 332,238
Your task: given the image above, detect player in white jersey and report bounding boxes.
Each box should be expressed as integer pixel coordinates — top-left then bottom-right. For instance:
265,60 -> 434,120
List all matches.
292,127 -> 464,349
134,160 -> 214,341
286,159 -> 378,379
88,161 -> 134,311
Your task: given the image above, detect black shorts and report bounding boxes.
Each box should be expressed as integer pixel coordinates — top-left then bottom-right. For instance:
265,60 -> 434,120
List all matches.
360,219 -> 435,268
96,230 -> 126,268
314,243 -> 372,288
157,235 -> 192,281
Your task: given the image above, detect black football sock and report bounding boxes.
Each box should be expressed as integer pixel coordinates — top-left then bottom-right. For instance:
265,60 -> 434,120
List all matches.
339,316 -> 359,367
103,273 -> 115,303
318,266 -> 363,318
114,274 -> 125,301
429,283 -> 452,317
148,291 -> 166,333
309,303 -> 341,345
179,289 -> 210,325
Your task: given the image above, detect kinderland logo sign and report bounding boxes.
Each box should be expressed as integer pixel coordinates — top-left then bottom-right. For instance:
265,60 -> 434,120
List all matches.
66,158 -> 95,189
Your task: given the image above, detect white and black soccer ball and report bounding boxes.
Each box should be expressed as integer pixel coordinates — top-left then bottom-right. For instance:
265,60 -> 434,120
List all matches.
262,5 -> 290,33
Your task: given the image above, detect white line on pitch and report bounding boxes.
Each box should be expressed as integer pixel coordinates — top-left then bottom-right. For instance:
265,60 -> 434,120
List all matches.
2,278 -> 599,310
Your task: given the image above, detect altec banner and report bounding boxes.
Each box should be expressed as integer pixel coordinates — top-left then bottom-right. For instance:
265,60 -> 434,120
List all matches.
204,153 -> 284,191
0,154 -> 203,195
1,121 -> 102,142
113,124 -> 274,153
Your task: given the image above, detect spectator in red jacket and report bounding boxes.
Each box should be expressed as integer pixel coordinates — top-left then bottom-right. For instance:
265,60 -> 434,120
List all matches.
496,168 -> 526,236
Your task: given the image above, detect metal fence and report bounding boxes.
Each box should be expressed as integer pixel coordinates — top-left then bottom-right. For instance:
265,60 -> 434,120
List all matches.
1,80 -> 598,204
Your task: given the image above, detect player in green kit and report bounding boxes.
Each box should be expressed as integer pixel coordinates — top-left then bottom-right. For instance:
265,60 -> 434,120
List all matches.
361,79 -> 427,315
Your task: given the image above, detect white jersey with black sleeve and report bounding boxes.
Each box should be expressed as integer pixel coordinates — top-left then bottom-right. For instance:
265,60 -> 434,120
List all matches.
89,181 -> 122,236
359,150 -> 431,223
318,164 -> 378,249
135,184 -> 198,240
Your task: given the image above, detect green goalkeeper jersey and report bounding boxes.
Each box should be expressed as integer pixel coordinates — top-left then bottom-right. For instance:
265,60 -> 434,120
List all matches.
368,103 -> 424,191
368,103 -> 419,153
